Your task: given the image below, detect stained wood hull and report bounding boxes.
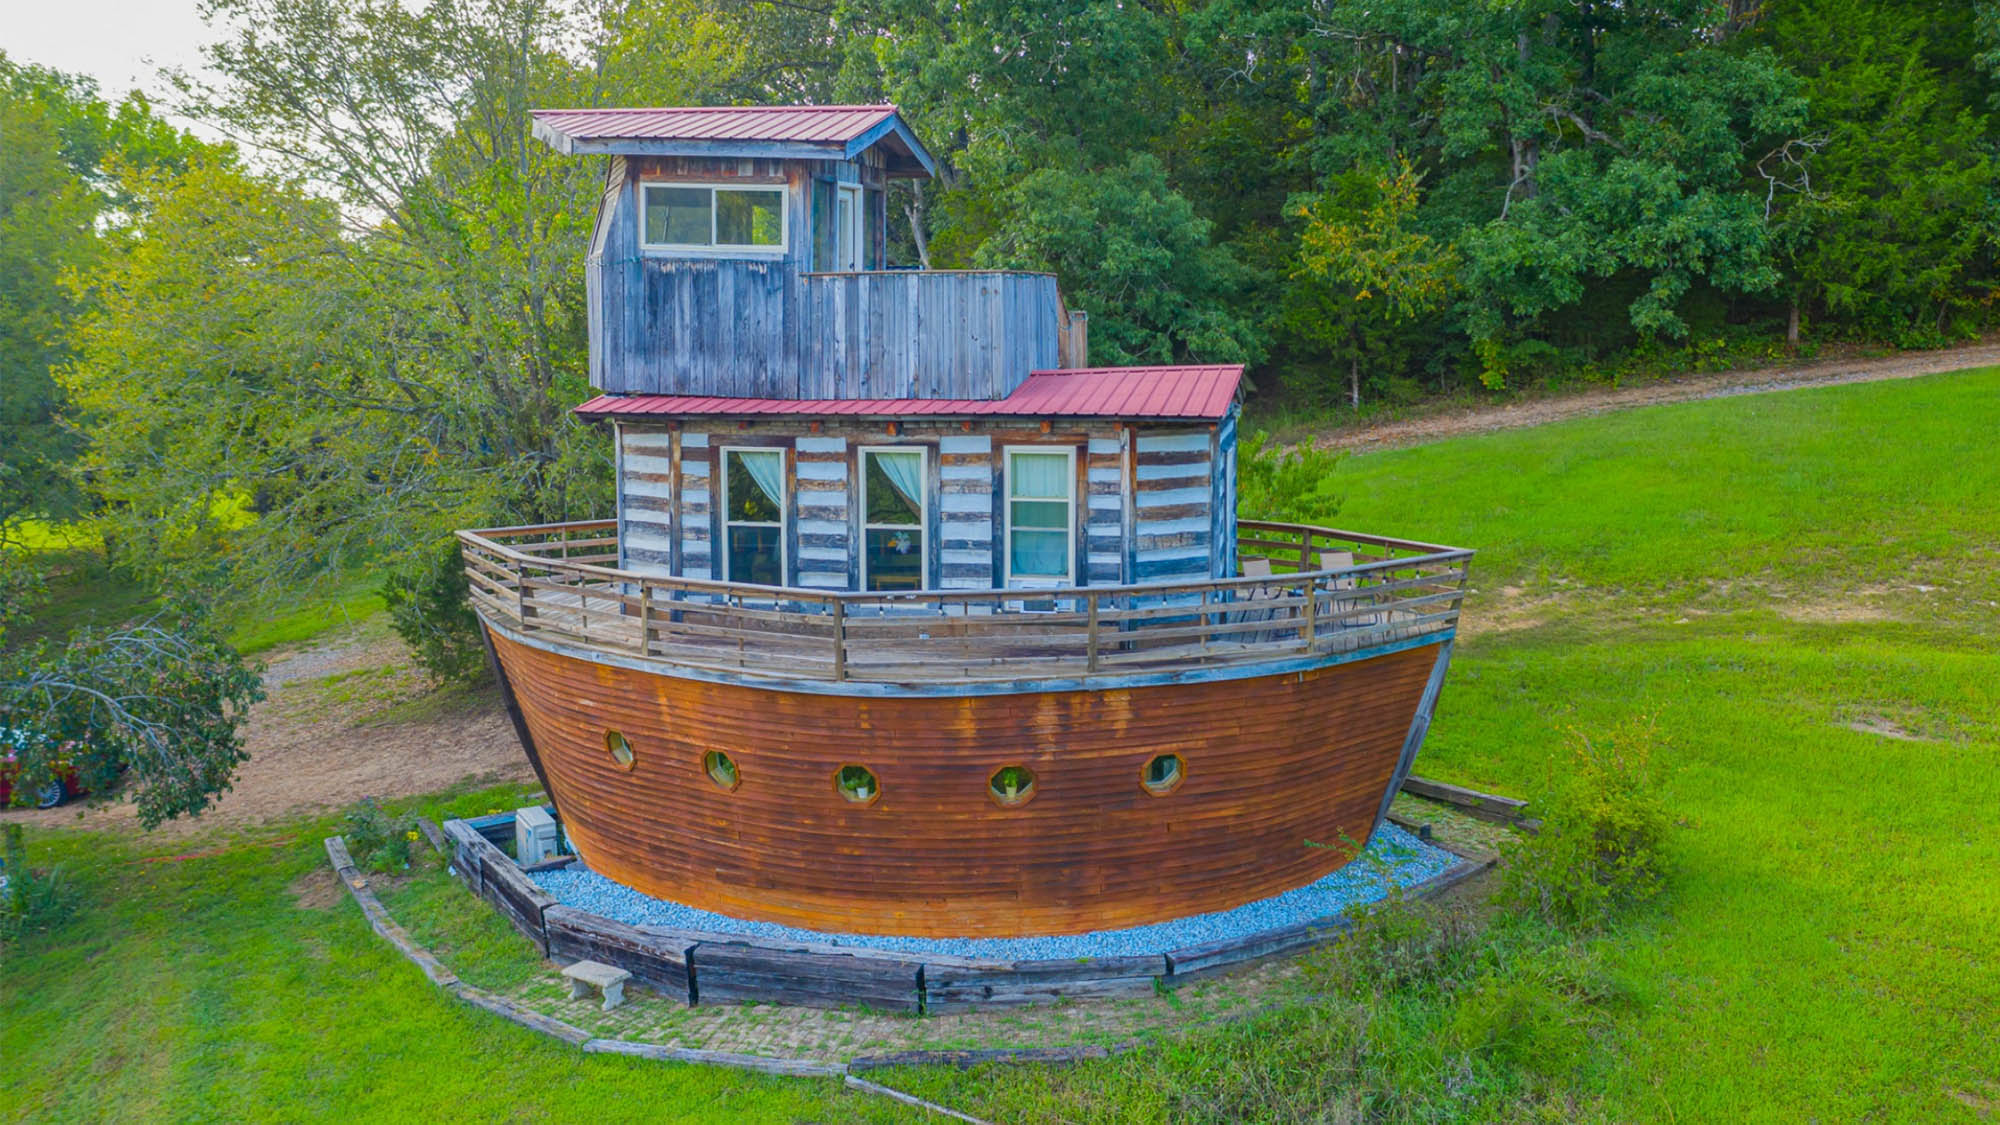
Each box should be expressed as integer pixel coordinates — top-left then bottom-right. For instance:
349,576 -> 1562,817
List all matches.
485,625 -> 1449,938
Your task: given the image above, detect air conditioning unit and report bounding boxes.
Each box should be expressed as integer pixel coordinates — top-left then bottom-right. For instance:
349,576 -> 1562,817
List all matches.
514,805 -> 559,865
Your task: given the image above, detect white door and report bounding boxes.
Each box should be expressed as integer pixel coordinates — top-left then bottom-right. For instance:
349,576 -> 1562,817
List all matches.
835,185 -> 863,270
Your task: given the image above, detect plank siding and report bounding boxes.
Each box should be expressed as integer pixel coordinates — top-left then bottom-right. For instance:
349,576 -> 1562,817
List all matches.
490,628 -> 1441,937
594,152 -> 1062,404
1133,430 -> 1216,583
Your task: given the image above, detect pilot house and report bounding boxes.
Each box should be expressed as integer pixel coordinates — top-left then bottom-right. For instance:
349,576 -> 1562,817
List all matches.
536,104 -> 1245,592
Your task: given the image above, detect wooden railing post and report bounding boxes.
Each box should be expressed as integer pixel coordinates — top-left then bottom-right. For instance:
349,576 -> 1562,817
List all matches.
636,585 -> 652,657
514,558 -> 528,629
1086,592 -> 1100,672
1302,574 -> 1319,651
831,597 -> 847,681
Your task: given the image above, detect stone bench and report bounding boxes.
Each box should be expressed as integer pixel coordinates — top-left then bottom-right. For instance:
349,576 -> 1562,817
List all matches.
561,959 -> 632,1011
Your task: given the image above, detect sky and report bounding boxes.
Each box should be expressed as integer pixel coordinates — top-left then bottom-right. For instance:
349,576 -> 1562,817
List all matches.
2,0 -> 215,101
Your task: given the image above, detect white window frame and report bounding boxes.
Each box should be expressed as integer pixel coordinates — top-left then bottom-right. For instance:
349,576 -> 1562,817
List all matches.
638,181 -> 789,257
858,446 -> 928,592
720,446 -> 789,586
834,183 -> 864,271
1002,445 -> 1076,589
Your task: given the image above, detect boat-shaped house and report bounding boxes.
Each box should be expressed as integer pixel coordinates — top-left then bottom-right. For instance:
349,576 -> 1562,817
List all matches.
460,105 -> 1474,938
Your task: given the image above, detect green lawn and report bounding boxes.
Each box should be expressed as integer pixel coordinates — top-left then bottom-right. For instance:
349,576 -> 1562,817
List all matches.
0,786 -> 918,1123
5,369 -> 1998,1121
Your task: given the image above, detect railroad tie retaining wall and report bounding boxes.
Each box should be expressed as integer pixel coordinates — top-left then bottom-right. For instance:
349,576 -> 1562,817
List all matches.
437,815 -> 1498,1014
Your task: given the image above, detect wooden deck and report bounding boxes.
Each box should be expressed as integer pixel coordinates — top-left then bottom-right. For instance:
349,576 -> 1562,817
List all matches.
458,520 -> 1472,687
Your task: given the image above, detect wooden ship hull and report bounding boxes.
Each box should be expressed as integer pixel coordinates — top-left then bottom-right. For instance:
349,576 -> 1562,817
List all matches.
464,521 -> 1468,939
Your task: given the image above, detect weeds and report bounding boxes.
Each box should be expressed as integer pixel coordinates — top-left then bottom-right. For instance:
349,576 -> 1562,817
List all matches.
0,823 -> 79,948
342,797 -> 426,875
1500,717 -> 1671,931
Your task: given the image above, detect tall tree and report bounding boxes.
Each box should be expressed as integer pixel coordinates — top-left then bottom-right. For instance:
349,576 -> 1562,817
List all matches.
0,56 -> 212,538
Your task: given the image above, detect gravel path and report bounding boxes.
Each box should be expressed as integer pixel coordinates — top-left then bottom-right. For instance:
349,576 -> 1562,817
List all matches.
1322,338 -> 2000,454
534,823 -> 1456,960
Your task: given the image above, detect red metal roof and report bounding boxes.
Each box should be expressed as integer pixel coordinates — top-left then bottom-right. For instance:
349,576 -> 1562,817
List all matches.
574,366 -> 1244,422
531,105 -> 900,145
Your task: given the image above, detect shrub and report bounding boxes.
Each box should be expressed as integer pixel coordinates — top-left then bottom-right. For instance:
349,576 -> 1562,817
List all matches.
1308,893 -> 1484,998
342,797 -> 422,874
0,824 -> 79,947
1237,431 -> 1345,524
1500,718 -> 1671,931
381,537 -> 487,683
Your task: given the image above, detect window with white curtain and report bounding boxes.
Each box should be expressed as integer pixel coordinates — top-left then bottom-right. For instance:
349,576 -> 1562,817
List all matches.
861,448 -> 926,591
722,448 -> 786,585
1005,447 -> 1074,587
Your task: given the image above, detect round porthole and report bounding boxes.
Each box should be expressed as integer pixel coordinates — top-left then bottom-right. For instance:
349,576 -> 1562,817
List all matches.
703,750 -> 740,791
605,731 -> 636,770
988,765 -> 1037,808
1141,753 -> 1184,795
835,764 -> 880,805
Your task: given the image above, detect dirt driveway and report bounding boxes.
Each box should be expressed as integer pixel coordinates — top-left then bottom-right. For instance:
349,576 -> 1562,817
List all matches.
1323,338 -> 2000,453
3,627 -> 532,839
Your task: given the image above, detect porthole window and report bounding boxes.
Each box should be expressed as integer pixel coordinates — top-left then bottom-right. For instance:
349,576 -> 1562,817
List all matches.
605,731 -> 636,770
703,750 -> 740,791
1141,753 -> 1184,795
835,764 -> 879,805
988,765 -> 1037,808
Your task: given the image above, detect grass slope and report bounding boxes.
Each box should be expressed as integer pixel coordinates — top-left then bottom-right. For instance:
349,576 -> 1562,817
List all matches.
6,368 -> 1999,1121
0,788 -> 917,1123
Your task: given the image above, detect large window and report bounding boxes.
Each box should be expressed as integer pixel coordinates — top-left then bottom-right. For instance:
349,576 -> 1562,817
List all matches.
641,183 -> 785,253
1005,447 -> 1074,587
722,448 -> 786,585
861,448 -> 925,591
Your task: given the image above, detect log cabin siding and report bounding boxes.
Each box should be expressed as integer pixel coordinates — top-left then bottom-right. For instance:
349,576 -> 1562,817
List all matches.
677,432 -> 712,580
1132,428 -> 1219,583
616,417 -> 1229,590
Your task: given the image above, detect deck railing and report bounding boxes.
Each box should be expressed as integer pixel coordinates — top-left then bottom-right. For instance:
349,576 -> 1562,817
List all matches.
457,519 -> 1472,685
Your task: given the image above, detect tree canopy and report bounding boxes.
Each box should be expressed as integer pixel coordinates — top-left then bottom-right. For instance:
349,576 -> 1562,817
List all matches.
0,0 -> 1994,642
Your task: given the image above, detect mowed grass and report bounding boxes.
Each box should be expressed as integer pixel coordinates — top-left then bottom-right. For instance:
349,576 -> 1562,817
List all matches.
886,369 -> 2000,1120
0,786 -> 919,1124
5,369 -> 1999,1121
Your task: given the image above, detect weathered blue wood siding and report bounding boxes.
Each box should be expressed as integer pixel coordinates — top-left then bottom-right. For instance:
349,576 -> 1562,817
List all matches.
1212,406 -> 1239,578
587,154 -> 1063,401
1132,430 -> 1215,583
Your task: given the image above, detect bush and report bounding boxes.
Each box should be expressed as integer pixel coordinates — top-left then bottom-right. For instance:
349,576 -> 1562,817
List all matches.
0,824 -> 79,947
381,537 -> 487,683
1500,718 -> 1671,931
1307,893 -> 1484,998
342,797 -> 423,874
1237,430 -> 1345,524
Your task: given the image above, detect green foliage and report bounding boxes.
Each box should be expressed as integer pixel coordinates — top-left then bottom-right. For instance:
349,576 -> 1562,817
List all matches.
0,823 -> 79,948
1236,431 -> 1344,524
1750,0 -> 1999,345
382,538 -> 487,683
341,796 -> 426,875
1500,719 -> 1671,931
973,155 -> 1260,365
0,613 -> 265,828
0,55 -> 220,535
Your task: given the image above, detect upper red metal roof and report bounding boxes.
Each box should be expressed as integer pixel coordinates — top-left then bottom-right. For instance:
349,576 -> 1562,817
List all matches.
531,104 -> 900,145
574,366 -> 1244,422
